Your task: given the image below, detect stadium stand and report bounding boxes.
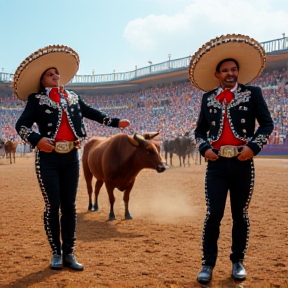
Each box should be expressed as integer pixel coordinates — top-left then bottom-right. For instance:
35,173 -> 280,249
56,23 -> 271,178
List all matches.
1,37 -> 287,156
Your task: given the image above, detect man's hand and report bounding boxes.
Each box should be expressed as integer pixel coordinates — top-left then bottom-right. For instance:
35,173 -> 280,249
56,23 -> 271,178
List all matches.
37,138 -> 54,153
118,119 -> 130,129
204,149 -> 219,161
237,146 -> 254,161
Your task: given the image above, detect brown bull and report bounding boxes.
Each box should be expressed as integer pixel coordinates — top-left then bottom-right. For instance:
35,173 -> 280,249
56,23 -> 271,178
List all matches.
4,140 -> 19,164
82,132 -> 166,221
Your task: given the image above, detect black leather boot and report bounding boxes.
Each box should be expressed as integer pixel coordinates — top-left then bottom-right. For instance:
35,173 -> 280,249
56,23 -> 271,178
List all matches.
63,253 -> 84,271
232,261 -> 247,281
197,265 -> 213,284
50,254 -> 62,270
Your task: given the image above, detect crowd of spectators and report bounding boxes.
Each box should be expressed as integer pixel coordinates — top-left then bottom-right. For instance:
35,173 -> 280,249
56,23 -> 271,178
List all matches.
0,67 -> 287,146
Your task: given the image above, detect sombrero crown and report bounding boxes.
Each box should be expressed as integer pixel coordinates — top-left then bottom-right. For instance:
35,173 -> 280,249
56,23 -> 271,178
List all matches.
188,34 -> 266,92
13,44 -> 80,100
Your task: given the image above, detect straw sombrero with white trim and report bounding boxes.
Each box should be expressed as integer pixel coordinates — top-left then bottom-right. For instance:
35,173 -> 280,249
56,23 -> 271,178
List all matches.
188,34 -> 266,92
13,44 -> 80,100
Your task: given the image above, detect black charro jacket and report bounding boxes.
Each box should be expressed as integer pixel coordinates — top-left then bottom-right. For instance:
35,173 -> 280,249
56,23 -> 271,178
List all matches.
15,88 -> 120,148
194,83 -> 274,157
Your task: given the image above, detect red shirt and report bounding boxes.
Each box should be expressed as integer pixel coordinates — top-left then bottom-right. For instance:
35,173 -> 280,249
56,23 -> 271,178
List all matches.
48,87 -> 76,143
212,89 -> 246,149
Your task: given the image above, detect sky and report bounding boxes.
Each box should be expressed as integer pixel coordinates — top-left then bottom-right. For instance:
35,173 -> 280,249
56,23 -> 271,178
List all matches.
1,0 -> 288,76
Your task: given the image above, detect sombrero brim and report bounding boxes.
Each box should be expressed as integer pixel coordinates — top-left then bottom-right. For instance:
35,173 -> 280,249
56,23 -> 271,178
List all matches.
13,45 -> 80,100
188,34 -> 266,92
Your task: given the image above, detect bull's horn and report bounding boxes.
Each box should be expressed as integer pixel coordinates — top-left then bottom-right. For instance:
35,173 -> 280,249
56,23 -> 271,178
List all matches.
133,133 -> 148,147
128,135 -> 139,146
143,131 -> 160,140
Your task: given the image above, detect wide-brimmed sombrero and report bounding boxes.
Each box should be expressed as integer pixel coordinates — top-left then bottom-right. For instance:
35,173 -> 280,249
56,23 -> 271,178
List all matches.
13,44 -> 80,100
188,34 -> 266,92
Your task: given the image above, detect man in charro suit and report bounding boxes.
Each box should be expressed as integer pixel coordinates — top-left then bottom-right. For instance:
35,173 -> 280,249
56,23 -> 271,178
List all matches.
188,34 -> 274,284
13,45 -> 130,271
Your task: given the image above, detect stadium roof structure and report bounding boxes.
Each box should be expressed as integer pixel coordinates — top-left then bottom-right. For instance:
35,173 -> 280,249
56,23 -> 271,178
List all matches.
67,49 -> 288,95
67,36 -> 288,94
264,49 -> 288,70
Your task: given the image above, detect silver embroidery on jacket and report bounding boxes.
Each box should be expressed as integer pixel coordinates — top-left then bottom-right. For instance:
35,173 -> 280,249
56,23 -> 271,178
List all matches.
19,126 -> 35,143
252,134 -> 269,149
36,94 -> 59,109
66,90 -> 79,105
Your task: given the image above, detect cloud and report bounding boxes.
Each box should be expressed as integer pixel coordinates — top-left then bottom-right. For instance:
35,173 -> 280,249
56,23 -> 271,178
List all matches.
123,13 -> 191,53
123,0 -> 288,56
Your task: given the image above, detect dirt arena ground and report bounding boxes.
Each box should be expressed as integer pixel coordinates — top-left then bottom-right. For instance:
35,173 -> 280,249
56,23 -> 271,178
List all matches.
0,153 -> 287,288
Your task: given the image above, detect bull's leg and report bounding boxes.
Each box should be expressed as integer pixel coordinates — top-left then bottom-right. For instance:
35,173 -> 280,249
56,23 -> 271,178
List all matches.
169,152 -> 173,166
93,180 -> 103,211
105,183 -> 116,221
123,181 -> 135,220
183,155 -> 186,167
13,152 -> 16,163
82,165 -> 94,211
179,155 -> 182,167
10,153 -> 12,164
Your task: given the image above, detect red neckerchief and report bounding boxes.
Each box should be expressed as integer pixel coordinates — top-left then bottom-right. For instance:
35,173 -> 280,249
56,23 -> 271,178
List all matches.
48,87 -> 68,103
216,89 -> 234,108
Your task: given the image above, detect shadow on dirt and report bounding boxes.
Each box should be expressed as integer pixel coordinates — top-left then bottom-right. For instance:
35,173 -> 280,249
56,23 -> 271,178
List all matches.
1,268 -> 62,288
76,211 -> 147,242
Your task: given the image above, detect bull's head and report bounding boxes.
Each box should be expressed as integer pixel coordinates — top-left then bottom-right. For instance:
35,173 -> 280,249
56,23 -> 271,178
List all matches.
128,133 -> 165,173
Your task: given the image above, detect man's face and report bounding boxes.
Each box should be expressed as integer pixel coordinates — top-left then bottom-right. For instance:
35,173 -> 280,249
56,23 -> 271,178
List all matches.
215,60 -> 239,89
41,68 -> 60,88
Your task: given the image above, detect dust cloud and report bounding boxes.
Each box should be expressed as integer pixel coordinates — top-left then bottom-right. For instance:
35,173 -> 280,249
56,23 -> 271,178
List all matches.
127,167 -> 203,224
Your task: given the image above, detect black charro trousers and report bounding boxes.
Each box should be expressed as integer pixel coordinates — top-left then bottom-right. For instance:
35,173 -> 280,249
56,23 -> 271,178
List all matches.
201,157 -> 255,267
35,148 -> 79,256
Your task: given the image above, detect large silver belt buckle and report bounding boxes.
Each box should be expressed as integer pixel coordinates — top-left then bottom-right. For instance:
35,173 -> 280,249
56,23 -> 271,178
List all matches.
219,145 -> 239,158
54,141 -> 74,153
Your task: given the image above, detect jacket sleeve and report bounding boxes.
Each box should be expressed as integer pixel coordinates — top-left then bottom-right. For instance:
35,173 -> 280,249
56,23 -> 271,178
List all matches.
246,86 -> 274,155
15,94 -> 43,148
194,93 -> 212,156
77,94 -> 120,128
